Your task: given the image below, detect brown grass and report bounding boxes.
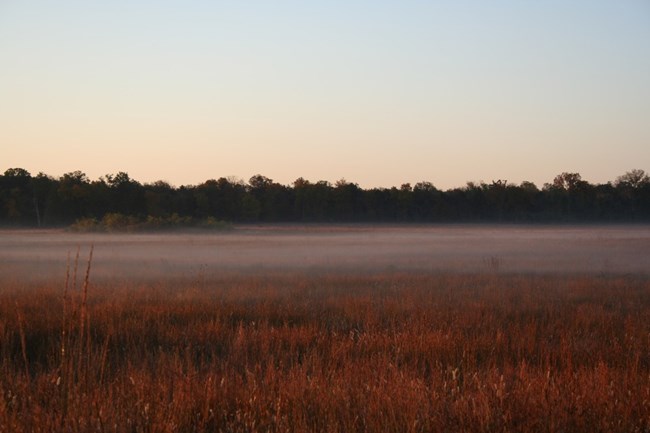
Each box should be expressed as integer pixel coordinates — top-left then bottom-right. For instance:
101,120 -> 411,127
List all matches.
1,271 -> 649,432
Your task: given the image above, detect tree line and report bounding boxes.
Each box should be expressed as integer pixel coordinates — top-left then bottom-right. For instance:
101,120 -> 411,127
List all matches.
1,168 -> 649,227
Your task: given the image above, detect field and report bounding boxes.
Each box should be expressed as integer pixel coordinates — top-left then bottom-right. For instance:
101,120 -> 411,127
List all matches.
1,225 -> 650,432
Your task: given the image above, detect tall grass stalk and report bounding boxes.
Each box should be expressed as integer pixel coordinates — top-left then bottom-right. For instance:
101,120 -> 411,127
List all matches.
14,302 -> 29,383
78,244 -> 93,389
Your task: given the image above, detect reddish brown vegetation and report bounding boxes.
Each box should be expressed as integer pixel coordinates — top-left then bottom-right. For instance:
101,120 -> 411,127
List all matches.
1,272 -> 649,432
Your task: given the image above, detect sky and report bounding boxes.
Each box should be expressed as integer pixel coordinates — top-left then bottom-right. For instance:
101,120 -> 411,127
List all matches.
1,1 -> 648,189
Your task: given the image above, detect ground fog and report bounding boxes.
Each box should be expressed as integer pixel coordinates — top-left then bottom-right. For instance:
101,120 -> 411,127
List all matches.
1,225 -> 649,282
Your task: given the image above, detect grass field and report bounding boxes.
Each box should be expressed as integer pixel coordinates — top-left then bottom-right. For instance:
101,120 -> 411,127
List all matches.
1,227 -> 649,432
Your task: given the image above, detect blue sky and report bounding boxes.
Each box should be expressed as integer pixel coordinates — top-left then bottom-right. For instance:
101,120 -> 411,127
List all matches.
1,1 -> 648,188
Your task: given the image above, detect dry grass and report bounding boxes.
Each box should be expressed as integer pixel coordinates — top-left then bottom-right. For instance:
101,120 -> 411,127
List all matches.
1,270 -> 649,432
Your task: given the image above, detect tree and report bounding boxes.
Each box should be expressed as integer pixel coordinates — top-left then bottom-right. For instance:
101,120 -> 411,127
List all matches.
54,171 -> 92,223
247,175 -> 288,221
293,180 -> 332,221
104,171 -> 137,188
552,172 -> 585,191
32,172 -> 57,226
103,172 -> 145,215
62,171 -> 89,184
411,182 -> 441,221
413,181 -> 437,192
332,179 -> 363,220
4,168 -> 31,178
520,181 -> 538,192
0,168 -> 33,223
144,181 -> 175,218
397,184 -> 413,219
615,169 -> 649,189
614,169 -> 650,220
293,177 -> 310,189
248,175 -> 273,191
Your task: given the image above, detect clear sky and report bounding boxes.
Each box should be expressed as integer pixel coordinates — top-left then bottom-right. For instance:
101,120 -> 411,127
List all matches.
1,1 -> 648,189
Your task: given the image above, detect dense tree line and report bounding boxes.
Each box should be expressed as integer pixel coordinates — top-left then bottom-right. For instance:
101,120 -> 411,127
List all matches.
1,168 -> 649,227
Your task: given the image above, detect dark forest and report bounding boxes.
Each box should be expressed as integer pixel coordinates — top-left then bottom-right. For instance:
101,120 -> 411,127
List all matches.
1,168 -> 649,228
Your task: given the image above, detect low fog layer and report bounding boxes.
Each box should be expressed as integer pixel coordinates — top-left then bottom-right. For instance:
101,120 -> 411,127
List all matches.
1,225 -> 649,283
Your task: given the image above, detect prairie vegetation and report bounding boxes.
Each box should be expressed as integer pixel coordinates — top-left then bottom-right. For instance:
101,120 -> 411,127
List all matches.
69,213 -> 232,233
1,269 -> 650,432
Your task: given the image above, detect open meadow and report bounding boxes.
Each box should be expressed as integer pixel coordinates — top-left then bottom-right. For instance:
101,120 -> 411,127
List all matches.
1,225 -> 650,432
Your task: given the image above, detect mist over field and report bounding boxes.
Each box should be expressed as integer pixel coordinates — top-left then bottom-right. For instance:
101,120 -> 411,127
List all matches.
2,225 -> 649,283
